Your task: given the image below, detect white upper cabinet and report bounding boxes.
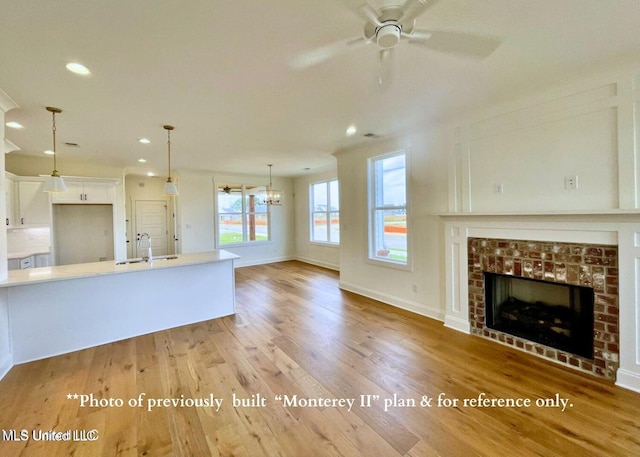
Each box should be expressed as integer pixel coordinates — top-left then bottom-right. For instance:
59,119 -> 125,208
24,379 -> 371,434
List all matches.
5,173 -> 15,227
16,179 -> 50,226
51,179 -> 116,204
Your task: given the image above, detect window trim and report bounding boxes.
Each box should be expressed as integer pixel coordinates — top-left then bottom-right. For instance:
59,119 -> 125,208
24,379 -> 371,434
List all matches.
214,179 -> 271,248
367,150 -> 412,271
309,178 -> 340,246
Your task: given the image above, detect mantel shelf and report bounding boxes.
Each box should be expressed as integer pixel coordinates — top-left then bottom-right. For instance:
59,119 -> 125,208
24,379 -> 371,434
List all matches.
435,209 -> 640,217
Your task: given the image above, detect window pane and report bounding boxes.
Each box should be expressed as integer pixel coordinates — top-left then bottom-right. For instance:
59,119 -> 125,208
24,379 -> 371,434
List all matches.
245,186 -> 267,213
329,180 -> 339,210
245,213 -> 269,242
329,211 -> 340,243
219,214 -> 243,244
313,182 -> 328,211
312,213 -> 328,242
217,183 -> 270,245
375,154 -> 406,207
373,209 -> 406,262
218,185 -> 242,214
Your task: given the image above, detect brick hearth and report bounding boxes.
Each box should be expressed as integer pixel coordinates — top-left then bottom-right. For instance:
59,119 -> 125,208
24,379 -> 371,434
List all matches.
468,237 -> 619,380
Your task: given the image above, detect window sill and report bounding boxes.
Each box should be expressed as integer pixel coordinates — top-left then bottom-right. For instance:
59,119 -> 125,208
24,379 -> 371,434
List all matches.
218,240 -> 271,248
367,257 -> 413,272
310,241 -> 340,249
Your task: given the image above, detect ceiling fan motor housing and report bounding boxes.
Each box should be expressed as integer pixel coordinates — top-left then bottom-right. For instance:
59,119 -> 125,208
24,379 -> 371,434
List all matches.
376,23 -> 401,48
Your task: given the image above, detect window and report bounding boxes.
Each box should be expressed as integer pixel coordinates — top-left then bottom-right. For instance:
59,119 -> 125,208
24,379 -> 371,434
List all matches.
216,183 -> 270,245
310,179 -> 339,244
368,151 -> 408,265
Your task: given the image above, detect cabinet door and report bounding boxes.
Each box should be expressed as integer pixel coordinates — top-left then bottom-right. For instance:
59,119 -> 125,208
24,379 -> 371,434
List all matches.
5,177 -> 15,226
50,182 -> 85,204
17,181 -> 50,225
83,182 -> 115,204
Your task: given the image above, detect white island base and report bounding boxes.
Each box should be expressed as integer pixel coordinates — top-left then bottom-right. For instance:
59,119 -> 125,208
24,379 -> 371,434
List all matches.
3,251 -> 238,365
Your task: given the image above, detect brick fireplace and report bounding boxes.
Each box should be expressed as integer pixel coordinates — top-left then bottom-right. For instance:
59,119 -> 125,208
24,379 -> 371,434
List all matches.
467,237 -> 619,380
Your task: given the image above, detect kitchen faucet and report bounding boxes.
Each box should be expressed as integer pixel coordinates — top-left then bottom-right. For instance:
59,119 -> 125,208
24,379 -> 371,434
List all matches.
138,233 -> 153,262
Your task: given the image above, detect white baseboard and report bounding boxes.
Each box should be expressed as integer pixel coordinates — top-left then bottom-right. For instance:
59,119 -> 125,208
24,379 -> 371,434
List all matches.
339,280 -> 444,322
444,315 -> 471,334
615,368 -> 640,393
295,256 -> 339,271
0,354 -> 12,382
233,255 -> 295,268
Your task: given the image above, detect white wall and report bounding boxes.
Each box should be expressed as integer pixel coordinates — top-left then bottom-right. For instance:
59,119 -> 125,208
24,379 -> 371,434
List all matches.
450,66 -> 640,212
335,130 -> 449,320
293,168 -> 340,271
178,169 -> 295,266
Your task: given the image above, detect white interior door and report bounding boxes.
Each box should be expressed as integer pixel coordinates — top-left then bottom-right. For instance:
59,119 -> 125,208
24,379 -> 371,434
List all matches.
134,200 -> 169,257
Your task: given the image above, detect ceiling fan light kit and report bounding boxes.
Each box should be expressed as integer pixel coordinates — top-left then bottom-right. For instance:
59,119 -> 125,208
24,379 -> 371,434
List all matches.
376,24 -> 401,48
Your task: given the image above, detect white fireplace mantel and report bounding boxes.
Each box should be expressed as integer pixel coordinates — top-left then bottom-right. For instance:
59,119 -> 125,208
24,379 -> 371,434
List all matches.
441,213 -> 640,393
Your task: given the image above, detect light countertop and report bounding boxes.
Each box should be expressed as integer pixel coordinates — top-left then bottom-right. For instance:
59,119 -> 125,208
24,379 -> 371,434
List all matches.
0,250 -> 239,288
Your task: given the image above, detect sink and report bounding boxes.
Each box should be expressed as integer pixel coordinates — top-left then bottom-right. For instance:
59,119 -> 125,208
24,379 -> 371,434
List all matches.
115,255 -> 178,265
115,258 -> 145,265
152,255 -> 178,261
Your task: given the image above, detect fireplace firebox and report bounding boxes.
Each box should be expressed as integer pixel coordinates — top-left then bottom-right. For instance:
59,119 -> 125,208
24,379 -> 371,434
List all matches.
484,273 -> 594,358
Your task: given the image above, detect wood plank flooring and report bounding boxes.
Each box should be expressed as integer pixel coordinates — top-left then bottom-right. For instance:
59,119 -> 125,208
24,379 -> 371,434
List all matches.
1,260 -> 639,456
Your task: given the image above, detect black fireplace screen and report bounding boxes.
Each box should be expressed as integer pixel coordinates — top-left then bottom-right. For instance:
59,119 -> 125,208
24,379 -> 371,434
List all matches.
484,272 -> 594,359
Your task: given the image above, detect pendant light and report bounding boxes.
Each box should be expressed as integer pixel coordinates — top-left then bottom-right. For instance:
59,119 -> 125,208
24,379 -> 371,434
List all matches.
162,124 -> 178,196
43,106 -> 67,192
265,164 -> 282,206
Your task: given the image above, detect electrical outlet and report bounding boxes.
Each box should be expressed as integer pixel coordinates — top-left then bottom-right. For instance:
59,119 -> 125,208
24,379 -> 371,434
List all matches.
564,175 -> 578,190
494,183 -> 504,194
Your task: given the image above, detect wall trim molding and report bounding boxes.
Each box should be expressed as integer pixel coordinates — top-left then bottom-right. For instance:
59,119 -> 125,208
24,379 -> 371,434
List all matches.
0,354 -> 13,382
339,280 -> 444,322
233,255 -> 295,268
295,256 -> 339,271
616,368 -> 640,393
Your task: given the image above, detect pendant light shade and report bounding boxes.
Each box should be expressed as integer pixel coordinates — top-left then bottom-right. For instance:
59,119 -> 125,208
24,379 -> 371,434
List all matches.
43,106 -> 67,193
162,124 -> 178,196
265,164 -> 282,206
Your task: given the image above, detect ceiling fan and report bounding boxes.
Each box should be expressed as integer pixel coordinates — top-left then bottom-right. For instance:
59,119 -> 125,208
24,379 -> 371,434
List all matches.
291,0 -> 501,83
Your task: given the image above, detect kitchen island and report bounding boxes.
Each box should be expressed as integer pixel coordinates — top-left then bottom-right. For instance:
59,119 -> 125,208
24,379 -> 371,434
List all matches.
0,250 -> 239,365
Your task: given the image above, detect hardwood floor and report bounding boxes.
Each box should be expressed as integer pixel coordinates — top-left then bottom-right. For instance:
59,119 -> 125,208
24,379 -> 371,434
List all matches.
1,260 -> 639,456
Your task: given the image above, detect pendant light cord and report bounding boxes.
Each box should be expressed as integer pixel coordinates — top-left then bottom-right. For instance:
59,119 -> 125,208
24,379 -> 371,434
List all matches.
167,128 -> 171,181
52,111 -> 58,174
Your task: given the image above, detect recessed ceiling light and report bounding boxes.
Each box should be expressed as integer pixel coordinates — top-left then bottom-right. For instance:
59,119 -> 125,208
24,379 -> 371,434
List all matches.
138,138 -> 150,144
66,62 -> 90,75
138,158 -> 147,163
147,172 -> 154,177
44,150 -> 55,155
6,121 -> 23,129
346,125 -> 357,136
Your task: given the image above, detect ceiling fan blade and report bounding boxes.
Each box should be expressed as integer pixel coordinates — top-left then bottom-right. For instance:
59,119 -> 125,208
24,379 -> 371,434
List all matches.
408,30 -> 501,59
290,37 -> 369,69
359,3 -> 382,27
399,0 -> 439,24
